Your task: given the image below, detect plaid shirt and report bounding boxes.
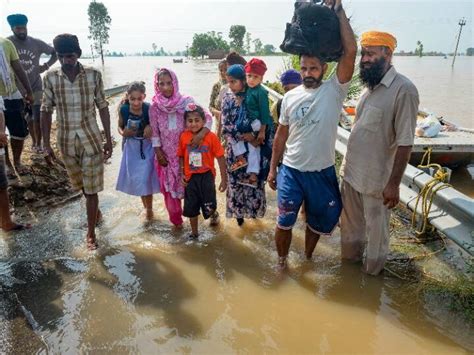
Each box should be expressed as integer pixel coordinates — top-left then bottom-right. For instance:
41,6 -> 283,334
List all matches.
41,63 -> 108,156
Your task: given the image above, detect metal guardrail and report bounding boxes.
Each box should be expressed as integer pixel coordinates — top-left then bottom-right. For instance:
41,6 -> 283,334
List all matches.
264,84 -> 474,255
104,84 -> 129,98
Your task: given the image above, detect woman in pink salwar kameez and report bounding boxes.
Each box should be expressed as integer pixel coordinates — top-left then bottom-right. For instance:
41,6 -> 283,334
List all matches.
150,68 -> 212,226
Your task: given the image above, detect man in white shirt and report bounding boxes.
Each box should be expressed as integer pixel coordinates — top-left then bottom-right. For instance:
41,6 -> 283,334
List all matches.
268,0 -> 356,269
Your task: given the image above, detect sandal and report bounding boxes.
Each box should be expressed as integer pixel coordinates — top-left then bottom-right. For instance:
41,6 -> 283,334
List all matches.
230,159 -> 248,172
188,233 -> 199,240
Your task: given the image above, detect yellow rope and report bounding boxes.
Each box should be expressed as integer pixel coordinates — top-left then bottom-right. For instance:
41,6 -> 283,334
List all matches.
411,147 -> 452,236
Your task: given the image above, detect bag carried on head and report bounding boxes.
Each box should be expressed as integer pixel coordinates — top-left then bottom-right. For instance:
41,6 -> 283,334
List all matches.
280,0 -> 343,62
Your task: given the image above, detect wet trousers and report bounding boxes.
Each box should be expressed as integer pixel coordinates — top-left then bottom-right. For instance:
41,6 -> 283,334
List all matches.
340,180 -> 390,275
162,189 -> 183,226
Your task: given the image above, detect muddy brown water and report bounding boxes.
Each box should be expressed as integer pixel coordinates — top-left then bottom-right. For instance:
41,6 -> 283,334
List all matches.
1,57 -> 473,353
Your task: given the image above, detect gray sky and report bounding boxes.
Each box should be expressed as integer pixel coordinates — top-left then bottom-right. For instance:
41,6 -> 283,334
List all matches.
0,0 -> 472,54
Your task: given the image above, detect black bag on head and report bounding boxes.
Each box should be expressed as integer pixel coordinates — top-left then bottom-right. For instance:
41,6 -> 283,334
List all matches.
280,1 -> 343,62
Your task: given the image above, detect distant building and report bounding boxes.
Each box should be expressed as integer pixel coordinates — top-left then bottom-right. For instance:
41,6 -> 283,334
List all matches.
467,48 -> 474,56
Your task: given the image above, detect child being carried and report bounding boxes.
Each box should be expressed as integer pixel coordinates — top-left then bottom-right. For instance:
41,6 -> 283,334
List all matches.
230,58 -> 273,188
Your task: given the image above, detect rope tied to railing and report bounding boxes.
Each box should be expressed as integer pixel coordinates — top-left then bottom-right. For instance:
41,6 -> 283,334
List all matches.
411,147 -> 452,236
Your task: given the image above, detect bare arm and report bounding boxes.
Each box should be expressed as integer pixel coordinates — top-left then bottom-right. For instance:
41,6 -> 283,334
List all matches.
40,110 -> 56,164
179,157 -> 187,186
0,112 -> 7,146
10,60 -> 33,102
0,111 -> 5,132
383,146 -> 412,209
326,0 -> 357,84
46,52 -> 58,69
216,156 -> 228,192
99,107 -> 113,160
190,127 -> 210,148
39,52 -> 58,74
267,124 -> 289,190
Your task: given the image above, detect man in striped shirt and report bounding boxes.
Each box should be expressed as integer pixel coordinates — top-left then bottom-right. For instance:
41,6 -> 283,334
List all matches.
41,34 -> 112,250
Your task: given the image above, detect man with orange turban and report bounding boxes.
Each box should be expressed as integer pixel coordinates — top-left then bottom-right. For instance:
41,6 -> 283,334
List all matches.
339,30 -> 419,275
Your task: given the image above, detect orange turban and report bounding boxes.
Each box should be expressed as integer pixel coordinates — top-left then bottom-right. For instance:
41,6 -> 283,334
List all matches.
360,31 -> 397,52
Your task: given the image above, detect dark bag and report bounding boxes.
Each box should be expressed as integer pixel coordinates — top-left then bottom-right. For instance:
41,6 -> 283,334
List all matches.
280,0 -> 343,62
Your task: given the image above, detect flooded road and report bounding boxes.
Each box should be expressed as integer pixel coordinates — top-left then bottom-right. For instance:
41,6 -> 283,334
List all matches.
1,186 -> 473,353
1,57 -> 473,353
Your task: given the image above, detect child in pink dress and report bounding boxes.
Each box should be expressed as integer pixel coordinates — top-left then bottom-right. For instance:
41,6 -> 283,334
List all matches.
149,68 -> 212,227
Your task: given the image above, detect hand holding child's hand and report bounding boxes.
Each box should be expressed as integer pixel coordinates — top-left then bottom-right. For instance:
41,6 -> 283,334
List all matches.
122,128 -> 135,138
156,149 -> 168,167
143,125 -> 152,139
181,175 -> 188,187
219,178 -> 228,192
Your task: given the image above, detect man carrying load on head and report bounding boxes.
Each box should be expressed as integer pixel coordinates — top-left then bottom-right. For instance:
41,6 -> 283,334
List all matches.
268,0 -> 357,270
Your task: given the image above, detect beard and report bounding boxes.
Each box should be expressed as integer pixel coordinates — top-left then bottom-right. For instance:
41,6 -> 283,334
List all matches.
61,63 -> 77,71
360,56 -> 387,90
303,72 -> 324,88
15,33 -> 27,40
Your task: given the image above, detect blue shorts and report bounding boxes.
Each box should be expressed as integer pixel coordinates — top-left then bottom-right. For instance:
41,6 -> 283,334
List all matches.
277,164 -> 342,235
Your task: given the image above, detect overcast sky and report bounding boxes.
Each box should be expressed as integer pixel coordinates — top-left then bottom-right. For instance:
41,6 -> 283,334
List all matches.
0,0 -> 472,54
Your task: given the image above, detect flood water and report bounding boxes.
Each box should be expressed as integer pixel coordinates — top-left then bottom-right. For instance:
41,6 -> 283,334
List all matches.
1,56 -> 473,353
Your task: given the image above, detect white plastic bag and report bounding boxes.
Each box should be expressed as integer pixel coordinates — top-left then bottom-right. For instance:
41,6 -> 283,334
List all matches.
415,115 -> 442,138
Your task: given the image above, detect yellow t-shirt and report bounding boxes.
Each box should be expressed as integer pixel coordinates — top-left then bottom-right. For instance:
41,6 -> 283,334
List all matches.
0,37 -> 20,96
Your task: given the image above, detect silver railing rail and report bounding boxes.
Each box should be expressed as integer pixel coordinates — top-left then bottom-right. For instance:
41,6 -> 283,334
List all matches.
264,84 -> 474,255
104,84 -> 129,98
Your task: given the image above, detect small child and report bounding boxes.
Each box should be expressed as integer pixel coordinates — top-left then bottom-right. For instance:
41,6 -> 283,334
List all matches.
230,58 -> 273,188
116,82 -> 160,221
178,103 -> 227,239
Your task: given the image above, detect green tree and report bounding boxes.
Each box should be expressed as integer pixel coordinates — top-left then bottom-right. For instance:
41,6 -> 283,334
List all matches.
467,48 -> 474,56
229,25 -> 246,53
190,31 -> 229,59
88,1 -> 111,65
245,32 -> 252,54
415,40 -> 424,57
253,38 -> 263,55
263,44 -> 276,55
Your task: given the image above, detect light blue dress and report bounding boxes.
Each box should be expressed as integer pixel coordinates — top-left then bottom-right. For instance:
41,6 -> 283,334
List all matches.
116,103 -> 160,196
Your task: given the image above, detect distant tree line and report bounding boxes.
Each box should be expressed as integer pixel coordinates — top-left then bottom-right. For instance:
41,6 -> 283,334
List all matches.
189,25 -> 278,59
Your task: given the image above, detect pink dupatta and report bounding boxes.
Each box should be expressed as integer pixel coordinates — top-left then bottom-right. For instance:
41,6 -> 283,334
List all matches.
149,68 -> 212,199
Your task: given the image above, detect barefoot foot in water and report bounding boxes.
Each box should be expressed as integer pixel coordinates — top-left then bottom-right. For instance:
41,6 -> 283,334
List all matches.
86,234 -> 98,250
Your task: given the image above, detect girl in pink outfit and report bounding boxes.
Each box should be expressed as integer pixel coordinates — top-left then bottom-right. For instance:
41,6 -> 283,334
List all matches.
150,68 -> 212,226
